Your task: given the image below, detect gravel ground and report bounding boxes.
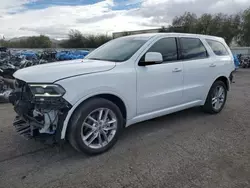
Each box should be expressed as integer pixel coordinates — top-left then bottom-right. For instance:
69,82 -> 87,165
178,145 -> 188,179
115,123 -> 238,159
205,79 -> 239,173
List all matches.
0,69 -> 250,188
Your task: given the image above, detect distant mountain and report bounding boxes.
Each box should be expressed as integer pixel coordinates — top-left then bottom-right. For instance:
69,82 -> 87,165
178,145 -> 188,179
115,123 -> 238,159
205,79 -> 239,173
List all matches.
10,36 -> 60,42
8,36 -> 62,48
50,38 -> 62,48
50,38 -> 60,43
9,36 -> 29,42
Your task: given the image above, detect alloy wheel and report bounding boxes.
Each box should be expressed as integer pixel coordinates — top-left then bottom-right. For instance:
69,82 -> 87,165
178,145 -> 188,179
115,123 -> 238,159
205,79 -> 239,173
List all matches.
212,85 -> 225,111
80,108 -> 118,149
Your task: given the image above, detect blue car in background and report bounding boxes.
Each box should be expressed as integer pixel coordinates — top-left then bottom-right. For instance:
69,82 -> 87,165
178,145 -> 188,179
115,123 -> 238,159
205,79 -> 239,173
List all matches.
14,50 -> 89,61
16,51 -> 38,60
56,50 -> 89,61
233,55 -> 240,69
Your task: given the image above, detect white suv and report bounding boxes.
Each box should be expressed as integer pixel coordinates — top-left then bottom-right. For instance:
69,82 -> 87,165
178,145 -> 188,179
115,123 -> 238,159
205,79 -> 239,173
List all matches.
10,33 -> 235,154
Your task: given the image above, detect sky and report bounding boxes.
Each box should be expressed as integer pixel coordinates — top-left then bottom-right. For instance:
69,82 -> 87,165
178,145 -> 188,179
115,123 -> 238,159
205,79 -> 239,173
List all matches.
0,0 -> 250,39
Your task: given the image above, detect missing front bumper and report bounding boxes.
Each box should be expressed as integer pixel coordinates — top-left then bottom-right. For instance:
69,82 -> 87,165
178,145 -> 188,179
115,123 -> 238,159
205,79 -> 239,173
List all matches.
13,116 -> 34,139
13,116 -> 57,144
12,102 -> 71,145
10,80 -> 72,144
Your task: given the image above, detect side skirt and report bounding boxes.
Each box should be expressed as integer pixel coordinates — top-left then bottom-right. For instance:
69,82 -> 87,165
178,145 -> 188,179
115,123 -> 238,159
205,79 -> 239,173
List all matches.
126,100 -> 202,127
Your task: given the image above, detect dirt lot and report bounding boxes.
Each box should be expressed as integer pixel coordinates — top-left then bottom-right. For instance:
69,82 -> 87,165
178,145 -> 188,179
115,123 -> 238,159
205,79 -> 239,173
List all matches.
0,69 -> 250,188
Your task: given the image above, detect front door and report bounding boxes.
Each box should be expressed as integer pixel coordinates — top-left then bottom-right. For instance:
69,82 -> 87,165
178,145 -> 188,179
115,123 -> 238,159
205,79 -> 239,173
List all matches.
136,37 -> 184,115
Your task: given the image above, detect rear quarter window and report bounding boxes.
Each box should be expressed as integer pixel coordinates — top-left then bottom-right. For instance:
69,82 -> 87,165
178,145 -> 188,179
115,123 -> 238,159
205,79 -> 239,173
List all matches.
206,39 -> 229,56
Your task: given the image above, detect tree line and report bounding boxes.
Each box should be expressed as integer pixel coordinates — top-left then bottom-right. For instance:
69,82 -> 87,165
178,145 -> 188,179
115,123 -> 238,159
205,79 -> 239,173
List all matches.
0,35 -> 52,48
0,7 -> 250,48
163,8 -> 250,46
60,30 -> 112,48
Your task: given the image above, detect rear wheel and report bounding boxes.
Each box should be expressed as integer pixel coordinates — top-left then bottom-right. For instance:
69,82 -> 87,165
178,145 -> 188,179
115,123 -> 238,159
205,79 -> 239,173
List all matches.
203,81 -> 227,114
67,98 -> 124,155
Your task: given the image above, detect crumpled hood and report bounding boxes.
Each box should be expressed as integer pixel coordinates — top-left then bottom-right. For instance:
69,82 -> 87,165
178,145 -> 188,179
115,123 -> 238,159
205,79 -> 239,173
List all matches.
14,59 -> 116,83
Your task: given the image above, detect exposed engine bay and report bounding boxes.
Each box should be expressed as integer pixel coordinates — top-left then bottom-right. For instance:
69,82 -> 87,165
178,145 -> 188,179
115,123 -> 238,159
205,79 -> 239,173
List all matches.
9,79 -> 72,144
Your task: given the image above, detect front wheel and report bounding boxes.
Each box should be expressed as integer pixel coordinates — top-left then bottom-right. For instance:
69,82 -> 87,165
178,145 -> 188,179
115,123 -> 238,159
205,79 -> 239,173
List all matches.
67,98 -> 124,155
203,81 -> 227,114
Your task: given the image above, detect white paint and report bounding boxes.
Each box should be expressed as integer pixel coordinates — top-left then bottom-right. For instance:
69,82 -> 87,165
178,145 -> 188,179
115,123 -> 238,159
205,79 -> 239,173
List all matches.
13,59 -> 116,83
13,33 -> 235,140
144,52 -> 163,63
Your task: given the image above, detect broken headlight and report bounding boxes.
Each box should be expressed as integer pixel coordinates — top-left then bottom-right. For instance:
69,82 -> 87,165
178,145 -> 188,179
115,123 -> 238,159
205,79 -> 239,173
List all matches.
29,84 -> 66,97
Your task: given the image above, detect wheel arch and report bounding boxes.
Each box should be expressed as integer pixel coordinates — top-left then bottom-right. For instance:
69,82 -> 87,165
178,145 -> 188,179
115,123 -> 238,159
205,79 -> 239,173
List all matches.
202,75 -> 229,113
203,75 -> 230,105
61,92 -> 128,140
214,76 -> 230,91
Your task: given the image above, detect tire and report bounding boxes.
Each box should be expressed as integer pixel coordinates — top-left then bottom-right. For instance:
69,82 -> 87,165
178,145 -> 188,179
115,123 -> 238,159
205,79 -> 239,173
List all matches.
67,98 -> 124,155
203,81 -> 227,114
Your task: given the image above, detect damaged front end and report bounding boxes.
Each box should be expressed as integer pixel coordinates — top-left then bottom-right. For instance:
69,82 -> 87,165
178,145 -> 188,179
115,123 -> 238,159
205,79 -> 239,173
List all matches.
9,79 -> 72,144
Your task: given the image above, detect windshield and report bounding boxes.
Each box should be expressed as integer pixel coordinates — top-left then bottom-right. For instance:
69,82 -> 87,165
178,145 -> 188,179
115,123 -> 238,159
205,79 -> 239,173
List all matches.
86,37 -> 147,62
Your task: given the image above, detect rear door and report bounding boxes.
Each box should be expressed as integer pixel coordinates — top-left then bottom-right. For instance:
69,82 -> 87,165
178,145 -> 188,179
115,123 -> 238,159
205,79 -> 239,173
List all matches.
205,39 -> 234,77
178,37 -> 212,103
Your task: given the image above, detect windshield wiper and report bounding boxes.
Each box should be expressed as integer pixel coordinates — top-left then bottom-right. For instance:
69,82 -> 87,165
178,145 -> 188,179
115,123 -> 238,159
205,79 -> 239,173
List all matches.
87,58 -> 103,60
87,58 -> 116,62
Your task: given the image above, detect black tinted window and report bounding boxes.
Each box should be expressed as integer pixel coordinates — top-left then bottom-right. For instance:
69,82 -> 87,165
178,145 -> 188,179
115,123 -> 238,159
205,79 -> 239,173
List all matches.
147,38 -> 177,62
206,39 -> 229,56
180,38 -> 208,60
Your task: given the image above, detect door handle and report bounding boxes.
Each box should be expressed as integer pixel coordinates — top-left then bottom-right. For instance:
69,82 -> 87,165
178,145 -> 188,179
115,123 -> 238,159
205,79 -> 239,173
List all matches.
209,63 -> 216,67
172,68 -> 182,72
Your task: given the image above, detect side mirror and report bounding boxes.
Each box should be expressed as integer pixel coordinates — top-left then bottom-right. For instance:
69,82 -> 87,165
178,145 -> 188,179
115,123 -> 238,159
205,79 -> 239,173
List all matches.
139,52 -> 163,66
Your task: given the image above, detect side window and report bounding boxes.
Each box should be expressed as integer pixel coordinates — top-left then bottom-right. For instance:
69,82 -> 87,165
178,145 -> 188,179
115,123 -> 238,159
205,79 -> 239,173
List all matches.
147,38 -> 178,62
180,38 -> 208,60
206,39 -> 229,56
